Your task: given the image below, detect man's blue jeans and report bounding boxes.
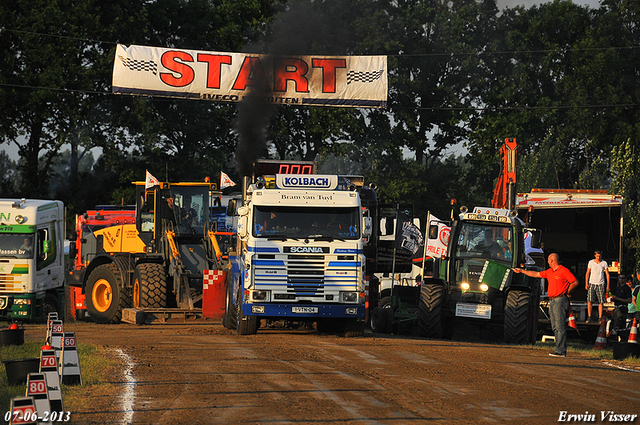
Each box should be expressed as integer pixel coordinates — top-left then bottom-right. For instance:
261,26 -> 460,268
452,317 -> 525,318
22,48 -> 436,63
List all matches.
549,296 -> 568,355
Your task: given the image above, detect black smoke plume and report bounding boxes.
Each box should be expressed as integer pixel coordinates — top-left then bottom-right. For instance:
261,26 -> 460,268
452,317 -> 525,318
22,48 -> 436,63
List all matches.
233,0 -> 352,177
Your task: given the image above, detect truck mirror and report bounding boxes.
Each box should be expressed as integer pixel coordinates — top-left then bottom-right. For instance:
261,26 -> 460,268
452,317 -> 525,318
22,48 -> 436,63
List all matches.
227,199 -> 237,216
529,229 -> 542,249
362,217 -> 372,237
429,224 -> 439,239
237,216 -> 248,239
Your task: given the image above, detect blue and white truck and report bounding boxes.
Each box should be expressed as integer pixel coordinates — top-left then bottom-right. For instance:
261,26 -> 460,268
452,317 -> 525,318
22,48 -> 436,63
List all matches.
223,171 -> 371,336
0,199 -> 65,321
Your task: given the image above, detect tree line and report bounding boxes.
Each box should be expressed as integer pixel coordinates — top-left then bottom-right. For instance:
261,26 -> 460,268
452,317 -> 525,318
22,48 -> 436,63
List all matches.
1,0 -> 639,270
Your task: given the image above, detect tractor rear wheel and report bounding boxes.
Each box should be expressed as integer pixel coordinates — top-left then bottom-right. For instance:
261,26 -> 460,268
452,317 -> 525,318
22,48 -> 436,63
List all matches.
418,283 -> 445,338
133,263 -> 168,309
504,289 -> 534,344
86,264 -> 130,324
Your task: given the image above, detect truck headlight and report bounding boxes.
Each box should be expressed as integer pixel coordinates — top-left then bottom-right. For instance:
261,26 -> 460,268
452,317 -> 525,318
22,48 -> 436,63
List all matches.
461,282 -> 470,291
341,292 -> 358,303
480,284 -> 489,292
345,307 -> 358,315
251,290 -> 269,302
251,305 -> 265,314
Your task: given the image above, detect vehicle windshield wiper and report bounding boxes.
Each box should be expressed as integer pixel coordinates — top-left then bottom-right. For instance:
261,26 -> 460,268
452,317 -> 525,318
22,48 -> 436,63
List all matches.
266,234 -> 298,241
313,236 -> 346,242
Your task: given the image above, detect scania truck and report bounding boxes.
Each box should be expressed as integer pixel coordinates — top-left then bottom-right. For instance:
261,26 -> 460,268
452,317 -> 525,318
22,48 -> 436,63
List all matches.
0,199 -> 65,321
223,171 -> 371,336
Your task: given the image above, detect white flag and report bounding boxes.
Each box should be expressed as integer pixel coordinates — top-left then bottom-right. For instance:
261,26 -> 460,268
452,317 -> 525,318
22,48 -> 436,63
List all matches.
220,171 -> 236,189
425,213 -> 450,258
145,170 -> 160,189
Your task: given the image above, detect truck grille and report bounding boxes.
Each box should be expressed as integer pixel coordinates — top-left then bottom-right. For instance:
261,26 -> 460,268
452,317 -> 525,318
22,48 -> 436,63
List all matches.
287,254 -> 324,296
253,253 -> 360,301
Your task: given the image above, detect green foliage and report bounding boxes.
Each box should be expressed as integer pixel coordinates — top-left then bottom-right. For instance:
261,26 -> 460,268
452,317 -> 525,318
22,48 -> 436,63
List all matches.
1,0 -> 640,264
611,138 -> 640,272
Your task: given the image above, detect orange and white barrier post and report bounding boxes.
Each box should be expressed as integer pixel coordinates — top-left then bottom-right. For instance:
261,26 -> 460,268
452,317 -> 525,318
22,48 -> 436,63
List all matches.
628,318 -> 638,344
594,316 -> 608,350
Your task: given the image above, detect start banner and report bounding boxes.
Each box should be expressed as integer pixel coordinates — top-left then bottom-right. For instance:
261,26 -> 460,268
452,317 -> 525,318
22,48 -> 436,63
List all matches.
112,44 -> 387,108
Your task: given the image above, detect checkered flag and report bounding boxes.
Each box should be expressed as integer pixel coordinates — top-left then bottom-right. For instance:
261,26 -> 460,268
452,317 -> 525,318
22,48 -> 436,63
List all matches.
346,69 -> 384,84
118,55 -> 158,75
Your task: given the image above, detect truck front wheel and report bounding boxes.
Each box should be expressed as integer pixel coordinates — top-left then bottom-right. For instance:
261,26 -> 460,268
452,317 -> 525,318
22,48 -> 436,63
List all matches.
222,273 -> 237,330
418,283 -> 445,338
42,293 -> 61,321
86,264 -> 130,324
236,286 -> 259,335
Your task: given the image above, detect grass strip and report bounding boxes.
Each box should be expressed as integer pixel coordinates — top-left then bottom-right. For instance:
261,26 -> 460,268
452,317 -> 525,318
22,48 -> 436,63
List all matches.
1,341 -> 123,425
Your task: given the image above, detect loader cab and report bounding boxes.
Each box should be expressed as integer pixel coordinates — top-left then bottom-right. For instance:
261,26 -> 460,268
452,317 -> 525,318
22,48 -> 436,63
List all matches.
135,182 -> 215,249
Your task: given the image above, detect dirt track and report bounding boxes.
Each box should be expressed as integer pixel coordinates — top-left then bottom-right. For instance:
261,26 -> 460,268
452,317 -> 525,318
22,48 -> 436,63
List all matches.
23,322 -> 640,424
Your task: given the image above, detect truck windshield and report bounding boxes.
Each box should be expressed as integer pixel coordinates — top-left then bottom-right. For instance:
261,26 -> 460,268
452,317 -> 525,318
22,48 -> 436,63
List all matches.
0,233 -> 35,259
253,206 -> 360,240
455,223 -> 513,262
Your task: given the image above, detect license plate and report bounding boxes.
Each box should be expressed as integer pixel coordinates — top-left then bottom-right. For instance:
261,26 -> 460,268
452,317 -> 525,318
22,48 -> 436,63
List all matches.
292,306 -> 318,314
455,303 -> 492,319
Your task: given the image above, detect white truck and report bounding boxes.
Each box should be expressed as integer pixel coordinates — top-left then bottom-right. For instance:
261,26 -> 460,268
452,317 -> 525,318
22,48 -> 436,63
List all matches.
516,189 -> 624,331
223,172 -> 371,336
0,199 -> 65,321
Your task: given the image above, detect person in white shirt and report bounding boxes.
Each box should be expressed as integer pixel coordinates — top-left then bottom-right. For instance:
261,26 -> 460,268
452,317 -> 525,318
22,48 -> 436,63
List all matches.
585,250 -> 610,322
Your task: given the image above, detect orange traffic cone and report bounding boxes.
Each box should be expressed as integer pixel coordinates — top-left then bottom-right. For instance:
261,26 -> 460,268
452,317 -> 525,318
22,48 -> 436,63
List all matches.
628,319 -> 638,344
594,316 -> 608,350
566,305 -> 580,335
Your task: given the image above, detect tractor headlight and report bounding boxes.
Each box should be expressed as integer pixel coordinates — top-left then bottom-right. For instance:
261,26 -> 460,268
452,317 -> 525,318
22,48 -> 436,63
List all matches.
480,284 -> 489,292
461,282 -> 470,291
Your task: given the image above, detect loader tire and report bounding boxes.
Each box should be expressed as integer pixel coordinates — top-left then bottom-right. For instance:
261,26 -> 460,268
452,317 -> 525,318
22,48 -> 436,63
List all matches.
133,263 -> 168,309
418,283 -> 445,338
86,263 -> 130,324
504,289 -> 532,344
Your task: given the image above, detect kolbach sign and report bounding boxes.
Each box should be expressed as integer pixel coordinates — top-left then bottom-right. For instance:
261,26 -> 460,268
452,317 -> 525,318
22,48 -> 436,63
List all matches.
112,44 -> 387,108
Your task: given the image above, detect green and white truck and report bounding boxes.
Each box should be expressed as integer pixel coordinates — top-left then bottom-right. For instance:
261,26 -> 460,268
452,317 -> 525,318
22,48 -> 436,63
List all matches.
0,198 -> 65,321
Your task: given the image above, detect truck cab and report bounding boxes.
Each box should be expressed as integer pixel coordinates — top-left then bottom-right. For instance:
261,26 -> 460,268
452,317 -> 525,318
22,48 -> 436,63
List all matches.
0,199 -> 65,321
225,173 -> 371,336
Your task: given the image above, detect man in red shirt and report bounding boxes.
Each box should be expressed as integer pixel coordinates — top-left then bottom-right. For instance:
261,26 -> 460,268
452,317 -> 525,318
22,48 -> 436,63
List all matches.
514,253 -> 578,357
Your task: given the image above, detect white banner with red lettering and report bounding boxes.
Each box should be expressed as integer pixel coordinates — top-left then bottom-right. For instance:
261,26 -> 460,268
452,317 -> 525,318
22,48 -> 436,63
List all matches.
112,44 -> 387,108
425,213 -> 450,258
